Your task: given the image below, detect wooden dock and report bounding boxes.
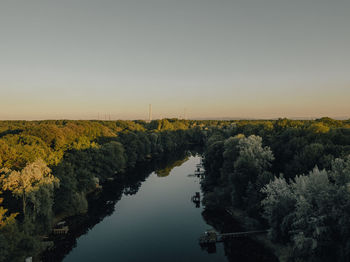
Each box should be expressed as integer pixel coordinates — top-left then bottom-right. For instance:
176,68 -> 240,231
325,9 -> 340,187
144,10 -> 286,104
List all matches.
199,229 -> 268,245
188,160 -> 205,178
53,221 -> 69,235
194,171 -> 204,177
53,226 -> 69,235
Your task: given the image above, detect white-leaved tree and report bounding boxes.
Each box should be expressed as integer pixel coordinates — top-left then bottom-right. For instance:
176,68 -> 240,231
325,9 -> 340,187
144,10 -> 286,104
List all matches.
261,157 -> 350,260
1,159 -> 59,217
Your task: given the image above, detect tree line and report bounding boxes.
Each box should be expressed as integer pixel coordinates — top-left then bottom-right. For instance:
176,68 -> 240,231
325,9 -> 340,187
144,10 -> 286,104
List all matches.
0,117 -> 349,261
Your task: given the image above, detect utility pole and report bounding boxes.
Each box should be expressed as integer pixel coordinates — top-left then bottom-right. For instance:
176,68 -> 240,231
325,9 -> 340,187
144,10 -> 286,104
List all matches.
149,104 -> 152,122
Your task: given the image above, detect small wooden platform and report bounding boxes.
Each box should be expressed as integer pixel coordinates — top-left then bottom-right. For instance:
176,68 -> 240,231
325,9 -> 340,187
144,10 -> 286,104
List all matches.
191,192 -> 200,201
53,221 -> 69,235
199,230 -> 217,245
53,226 -> 69,235
194,170 -> 204,178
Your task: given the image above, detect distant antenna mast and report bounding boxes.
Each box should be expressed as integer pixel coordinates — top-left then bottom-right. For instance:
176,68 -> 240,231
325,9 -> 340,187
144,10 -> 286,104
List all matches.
184,108 -> 187,120
149,104 -> 152,122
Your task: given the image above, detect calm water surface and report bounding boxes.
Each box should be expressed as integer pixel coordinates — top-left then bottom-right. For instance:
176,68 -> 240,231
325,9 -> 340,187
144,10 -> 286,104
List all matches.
63,156 -> 228,262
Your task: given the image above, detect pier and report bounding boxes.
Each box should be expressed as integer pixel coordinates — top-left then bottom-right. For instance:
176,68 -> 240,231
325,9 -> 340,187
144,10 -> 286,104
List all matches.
199,229 -> 268,245
194,164 -> 205,177
188,160 -> 205,178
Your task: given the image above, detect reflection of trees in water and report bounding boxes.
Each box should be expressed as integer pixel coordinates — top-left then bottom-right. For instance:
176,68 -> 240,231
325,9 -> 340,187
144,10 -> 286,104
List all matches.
201,208 -> 278,262
42,151 -> 191,262
42,183 -> 125,262
155,157 -> 189,177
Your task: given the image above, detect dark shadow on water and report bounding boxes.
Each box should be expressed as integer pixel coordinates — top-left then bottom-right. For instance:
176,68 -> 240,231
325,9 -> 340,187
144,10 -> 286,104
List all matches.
201,208 -> 278,262
41,150 -> 191,262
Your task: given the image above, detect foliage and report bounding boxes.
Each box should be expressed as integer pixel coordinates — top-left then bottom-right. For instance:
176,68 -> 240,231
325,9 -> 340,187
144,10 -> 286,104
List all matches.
202,134 -> 274,213
1,159 -> 59,216
261,159 -> 350,261
0,191 -> 17,229
0,118 -> 350,261
199,118 -> 350,261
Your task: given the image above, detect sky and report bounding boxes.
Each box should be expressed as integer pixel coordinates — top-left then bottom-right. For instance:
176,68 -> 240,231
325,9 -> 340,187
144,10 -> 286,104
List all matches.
0,0 -> 349,120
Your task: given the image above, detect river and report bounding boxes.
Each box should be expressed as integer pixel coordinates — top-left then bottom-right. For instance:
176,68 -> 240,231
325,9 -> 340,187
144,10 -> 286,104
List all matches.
45,154 -> 277,262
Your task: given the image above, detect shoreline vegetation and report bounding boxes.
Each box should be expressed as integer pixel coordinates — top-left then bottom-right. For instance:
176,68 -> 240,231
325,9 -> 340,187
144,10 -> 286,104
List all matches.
224,206 -> 292,261
0,118 -> 350,261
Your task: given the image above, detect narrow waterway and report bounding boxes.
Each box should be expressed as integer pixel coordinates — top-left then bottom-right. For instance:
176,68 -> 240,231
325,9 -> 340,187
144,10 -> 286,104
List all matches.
63,156 -> 227,261
48,154 -> 277,262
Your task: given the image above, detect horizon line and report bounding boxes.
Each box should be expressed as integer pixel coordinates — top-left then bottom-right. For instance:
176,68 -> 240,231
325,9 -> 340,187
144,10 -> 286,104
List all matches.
0,116 -> 349,121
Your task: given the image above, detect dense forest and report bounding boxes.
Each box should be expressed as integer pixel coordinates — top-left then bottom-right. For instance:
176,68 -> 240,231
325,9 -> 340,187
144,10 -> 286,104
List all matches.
201,117 -> 350,261
0,119 -> 206,261
0,118 -> 350,261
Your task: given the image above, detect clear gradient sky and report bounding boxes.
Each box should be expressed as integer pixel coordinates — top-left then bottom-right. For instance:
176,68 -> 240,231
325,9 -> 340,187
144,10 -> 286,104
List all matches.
1,0 -> 349,120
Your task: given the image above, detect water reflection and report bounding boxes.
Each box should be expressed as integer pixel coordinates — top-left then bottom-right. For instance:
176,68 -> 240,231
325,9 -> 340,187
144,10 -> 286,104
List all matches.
43,152 -> 277,262
43,151 -> 193,261
154,157 -> 189,177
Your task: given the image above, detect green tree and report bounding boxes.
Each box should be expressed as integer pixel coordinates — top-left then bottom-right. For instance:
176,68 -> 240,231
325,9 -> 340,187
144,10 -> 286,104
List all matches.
230,135 -> 274,207
0,190 -> 17,229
